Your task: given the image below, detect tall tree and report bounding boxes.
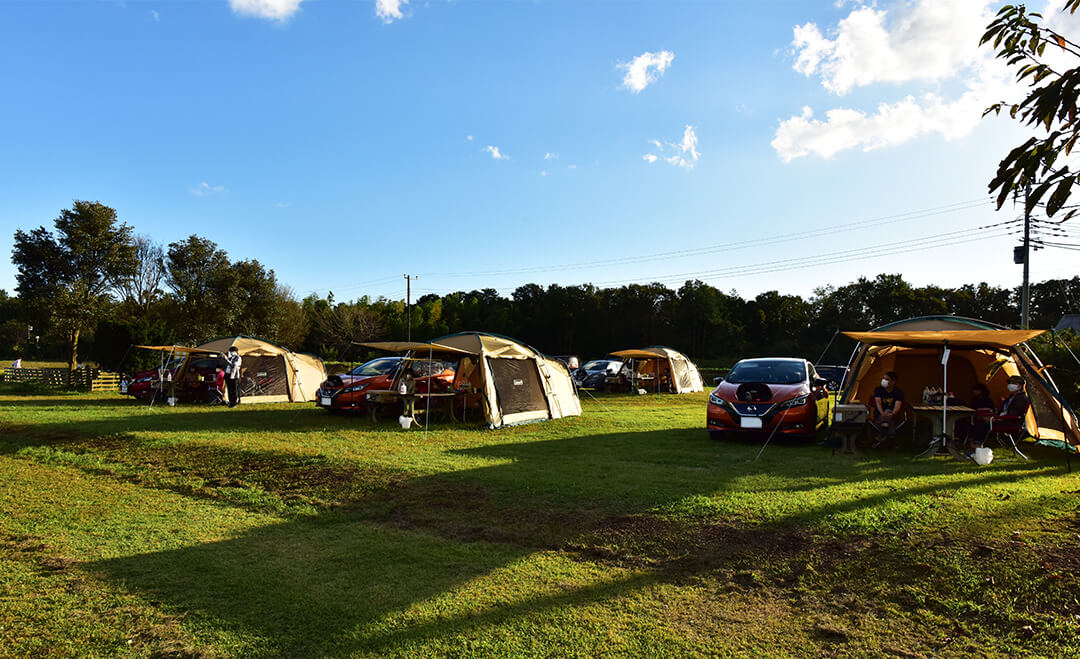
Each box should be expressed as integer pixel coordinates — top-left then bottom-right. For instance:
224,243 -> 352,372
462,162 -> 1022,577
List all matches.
982,1 -> 1080,217
165,235 -> 234,341
11,201 -> 136,376
119,234 -> 166,316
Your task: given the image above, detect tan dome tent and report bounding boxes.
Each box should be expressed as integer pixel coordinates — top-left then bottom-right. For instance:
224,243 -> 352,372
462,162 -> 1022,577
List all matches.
178,336 -> 326,404
839,316 -> 1079,453
609,346 -> 704,393
430,332 -> 582,428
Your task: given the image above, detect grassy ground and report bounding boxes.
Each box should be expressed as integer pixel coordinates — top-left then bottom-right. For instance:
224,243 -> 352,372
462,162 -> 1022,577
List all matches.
0,387 -> 1078,657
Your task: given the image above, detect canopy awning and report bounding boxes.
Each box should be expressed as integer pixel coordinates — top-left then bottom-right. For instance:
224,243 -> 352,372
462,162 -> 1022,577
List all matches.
610,349 -> 665,359
841,329 -> 1046,349
356,341 -> 477,356
134,345 -> 219,354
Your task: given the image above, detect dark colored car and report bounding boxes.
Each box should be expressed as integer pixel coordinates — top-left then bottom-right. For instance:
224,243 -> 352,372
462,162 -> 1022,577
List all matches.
572,359 -> 624,389
315,356 -> 455,414
814,364 -> 849,392
178,355 -> 228,402
706,357 -> 830,439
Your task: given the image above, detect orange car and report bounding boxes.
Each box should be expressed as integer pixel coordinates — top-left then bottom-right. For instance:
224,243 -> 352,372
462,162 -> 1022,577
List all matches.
706,358 -> 831,440
315,356 -> 455,414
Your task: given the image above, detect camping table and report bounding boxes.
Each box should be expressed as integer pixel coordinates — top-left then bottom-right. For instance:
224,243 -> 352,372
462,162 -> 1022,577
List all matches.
364,390 -> 398,422
912,404 -> 974,438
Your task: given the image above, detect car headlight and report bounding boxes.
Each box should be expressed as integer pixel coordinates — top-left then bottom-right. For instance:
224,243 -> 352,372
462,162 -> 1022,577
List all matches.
134,376 -> 154,383
779,395 -> 809,409
709,393 -> 724,406
341,384 -> 368,394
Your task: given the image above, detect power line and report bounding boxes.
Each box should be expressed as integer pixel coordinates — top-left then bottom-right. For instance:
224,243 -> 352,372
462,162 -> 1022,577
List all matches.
418,197 -> 994,279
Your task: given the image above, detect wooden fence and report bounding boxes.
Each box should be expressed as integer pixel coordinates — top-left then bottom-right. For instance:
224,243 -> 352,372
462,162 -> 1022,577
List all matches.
0,367 -> 123,392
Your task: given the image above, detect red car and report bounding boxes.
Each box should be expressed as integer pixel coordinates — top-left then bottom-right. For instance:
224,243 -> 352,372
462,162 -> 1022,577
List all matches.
315,356 -> 455,414
124,357 -> 185,400
706,358 -> 830,439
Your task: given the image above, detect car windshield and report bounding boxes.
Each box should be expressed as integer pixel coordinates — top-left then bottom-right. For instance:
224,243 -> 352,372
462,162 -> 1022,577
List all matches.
581,360 -> 615,371
350,358 -> 401,377
190,357 -> 225,370
406,359 -> 451,378
725,360 -> 806,385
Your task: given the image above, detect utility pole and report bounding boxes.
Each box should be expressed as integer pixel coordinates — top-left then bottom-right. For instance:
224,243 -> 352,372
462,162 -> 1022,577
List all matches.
1022,183 -> 1031,330
404,274 -> 417,341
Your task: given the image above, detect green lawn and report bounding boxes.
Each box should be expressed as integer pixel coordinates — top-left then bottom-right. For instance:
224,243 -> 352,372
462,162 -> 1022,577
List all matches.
1,387 -> 1078,657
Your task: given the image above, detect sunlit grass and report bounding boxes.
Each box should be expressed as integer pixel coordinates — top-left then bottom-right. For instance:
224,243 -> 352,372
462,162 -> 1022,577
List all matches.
0,386 -> 1077,656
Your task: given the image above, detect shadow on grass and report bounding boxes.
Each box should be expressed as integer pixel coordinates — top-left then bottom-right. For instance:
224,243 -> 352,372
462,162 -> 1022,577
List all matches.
5,396 -> 1069,654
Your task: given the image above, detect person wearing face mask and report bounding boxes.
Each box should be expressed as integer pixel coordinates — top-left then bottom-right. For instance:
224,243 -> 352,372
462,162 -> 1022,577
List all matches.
1000,375 -> 1028,417
872,371 -> 904,441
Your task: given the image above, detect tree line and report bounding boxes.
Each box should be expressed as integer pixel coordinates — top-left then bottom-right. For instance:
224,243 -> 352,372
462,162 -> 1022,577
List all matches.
4,201 -> 1079,375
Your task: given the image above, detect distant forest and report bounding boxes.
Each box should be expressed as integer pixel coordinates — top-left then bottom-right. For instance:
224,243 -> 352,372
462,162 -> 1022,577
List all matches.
2,228 -> 1078,371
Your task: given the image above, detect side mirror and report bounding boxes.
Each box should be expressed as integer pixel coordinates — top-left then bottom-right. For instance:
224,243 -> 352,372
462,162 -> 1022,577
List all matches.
712,376 -> 724,385
813,377 -> 830,388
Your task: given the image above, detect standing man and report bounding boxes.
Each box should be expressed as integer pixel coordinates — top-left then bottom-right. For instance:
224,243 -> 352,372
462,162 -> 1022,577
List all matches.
223,346 -> 242,408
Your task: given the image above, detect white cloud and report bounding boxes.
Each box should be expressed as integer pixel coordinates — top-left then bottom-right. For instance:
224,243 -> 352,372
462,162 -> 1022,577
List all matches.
191,182 -> 225,196
466,135 -> 473,141
618,50 -> 674,93
150,10 -> 160,21
540,170 -> 548,177
644,125 -> 699,169
791,0 -> 992,95
276,201 -> 290,208
376,0 -> 408,23
774,0 -> 1022,161
544,152 -> 558,160
228,0 -> 303,21
484,145 -> 509,160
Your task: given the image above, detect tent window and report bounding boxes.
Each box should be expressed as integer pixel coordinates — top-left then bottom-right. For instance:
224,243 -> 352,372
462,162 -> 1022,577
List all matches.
488,357 -> 548,416
242,356 -> 289,396
672,359 -> 692,390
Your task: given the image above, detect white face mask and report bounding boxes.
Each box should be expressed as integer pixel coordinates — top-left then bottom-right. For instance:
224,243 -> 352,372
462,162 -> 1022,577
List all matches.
881,378 -> 890,388
1007,383 -> 1020,393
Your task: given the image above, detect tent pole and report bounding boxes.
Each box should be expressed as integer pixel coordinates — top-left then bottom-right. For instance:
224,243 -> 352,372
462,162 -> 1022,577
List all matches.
425,343 -> 431,439
942,340 -> 949,442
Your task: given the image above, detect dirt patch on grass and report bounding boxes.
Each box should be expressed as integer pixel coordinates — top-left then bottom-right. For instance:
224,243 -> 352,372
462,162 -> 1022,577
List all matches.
0,531 -> 212,657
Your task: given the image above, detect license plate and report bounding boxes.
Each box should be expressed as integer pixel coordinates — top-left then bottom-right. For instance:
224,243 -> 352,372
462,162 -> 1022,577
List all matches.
320,397 -> 331,406
740,417 -> 763,429
835,412 -> 843,422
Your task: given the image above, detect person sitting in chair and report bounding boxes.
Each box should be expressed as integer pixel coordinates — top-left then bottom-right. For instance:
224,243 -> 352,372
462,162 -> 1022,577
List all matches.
1001,375 -> 1028,416
872,371 -> 904,442
953,382 -> 995,450
208,366 -> 225,405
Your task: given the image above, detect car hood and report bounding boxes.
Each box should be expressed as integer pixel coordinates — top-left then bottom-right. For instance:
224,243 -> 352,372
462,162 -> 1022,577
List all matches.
323,373 -> 387,389
712,381 -> 808,403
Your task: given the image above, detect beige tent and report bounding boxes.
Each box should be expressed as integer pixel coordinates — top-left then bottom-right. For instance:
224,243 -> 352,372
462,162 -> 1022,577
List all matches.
178,336 -> 326,404
424,332 -> 582,428
609,346 -> 704,394
839,316 -> 1079,452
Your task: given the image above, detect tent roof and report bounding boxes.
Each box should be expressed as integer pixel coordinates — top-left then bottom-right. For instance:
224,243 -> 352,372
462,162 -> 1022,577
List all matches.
357,341 -> 476,356
1055,314 -> 1080,331
610,348 -> 668,359
842,329 -> 1045,348
135,345 -> 217,354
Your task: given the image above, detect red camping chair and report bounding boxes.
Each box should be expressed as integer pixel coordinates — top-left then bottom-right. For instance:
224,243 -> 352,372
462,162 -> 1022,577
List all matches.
987,400 -> 1031,460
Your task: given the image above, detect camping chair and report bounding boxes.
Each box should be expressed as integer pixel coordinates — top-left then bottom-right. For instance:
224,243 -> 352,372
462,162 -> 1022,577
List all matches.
866,402 -> 915,450
987,402 -> 1031,460
207,384 -> 225,406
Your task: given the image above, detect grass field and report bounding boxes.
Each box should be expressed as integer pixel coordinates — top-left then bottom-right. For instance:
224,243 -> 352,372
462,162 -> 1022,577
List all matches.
1,387 -> 1078,657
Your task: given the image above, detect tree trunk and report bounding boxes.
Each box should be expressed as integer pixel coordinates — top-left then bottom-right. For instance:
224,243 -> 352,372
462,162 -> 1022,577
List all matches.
67,328 -> 80,386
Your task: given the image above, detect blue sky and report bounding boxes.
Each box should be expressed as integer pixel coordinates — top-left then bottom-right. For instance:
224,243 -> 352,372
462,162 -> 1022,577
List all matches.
1,0 -> 1076,304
